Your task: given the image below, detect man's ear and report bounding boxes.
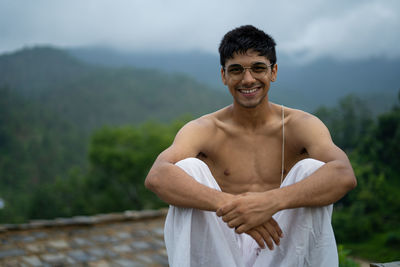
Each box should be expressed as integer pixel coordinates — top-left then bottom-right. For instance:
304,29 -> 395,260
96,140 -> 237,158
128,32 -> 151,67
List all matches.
221,67 -> 227,85
271,64 -> 278,82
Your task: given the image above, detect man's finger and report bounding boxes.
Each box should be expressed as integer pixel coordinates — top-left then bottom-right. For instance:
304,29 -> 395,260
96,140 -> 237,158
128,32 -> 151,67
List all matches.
221,212 -> 237,223
216,202 -> 235,217
269,218 -> 283,237
226,217 -> 243,229
246,229 -> 265,249
263,223 -> 280,246
256,227 -> 274,250
235,221 -> 254,234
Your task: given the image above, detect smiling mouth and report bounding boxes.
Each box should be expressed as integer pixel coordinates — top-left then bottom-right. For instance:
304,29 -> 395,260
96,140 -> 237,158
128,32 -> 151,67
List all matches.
238,85 -> 262,95
239,88 -> 258,94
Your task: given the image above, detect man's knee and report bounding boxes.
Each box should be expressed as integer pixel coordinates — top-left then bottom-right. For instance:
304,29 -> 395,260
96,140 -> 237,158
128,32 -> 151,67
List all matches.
284,158 -> 325,186
175,158 -> 207,178
175,158 -> 220,189
295,158 -> 324,172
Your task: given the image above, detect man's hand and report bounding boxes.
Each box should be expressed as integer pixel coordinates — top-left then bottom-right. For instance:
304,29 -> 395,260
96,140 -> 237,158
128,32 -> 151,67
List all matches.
216,191 -> 283,249
216,191 -> 280,234
245,218 -> 283,250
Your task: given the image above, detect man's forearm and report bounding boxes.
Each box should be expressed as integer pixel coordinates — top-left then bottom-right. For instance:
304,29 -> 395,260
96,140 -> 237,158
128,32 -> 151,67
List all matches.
216,159 -> 355,234
273,160 -> 356,211
145,162 -> 233,211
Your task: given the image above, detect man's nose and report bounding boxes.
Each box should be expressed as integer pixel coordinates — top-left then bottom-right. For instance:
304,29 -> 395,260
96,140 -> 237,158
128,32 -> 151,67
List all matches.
242,69 -> 256,84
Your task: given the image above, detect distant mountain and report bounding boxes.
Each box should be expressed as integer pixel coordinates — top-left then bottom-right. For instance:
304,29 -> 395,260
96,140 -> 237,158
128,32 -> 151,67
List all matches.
69,47 -> 400,114
0,46 -> 231,223
0,47 -> 93,96
0,46 -> 231,132
1,45 -> 398,130
69,47 -> 222,90
0,45 -> 398,224
275,56 -> 400,113
0,86 -> 85,188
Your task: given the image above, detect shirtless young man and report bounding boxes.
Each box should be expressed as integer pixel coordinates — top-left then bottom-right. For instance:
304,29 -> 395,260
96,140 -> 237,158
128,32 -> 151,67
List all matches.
145,25 -> 357,267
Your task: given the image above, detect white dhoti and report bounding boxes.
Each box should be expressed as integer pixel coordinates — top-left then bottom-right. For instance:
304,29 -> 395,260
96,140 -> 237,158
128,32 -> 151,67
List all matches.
164,158 -> 338,267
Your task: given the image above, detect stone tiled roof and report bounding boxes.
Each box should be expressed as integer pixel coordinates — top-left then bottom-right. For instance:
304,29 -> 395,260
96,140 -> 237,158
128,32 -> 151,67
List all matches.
2,208 -> 394,267
0,209 -> 168,267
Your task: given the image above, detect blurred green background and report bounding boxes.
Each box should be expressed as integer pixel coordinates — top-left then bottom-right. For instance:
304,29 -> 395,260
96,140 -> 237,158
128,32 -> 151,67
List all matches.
1,1 -> 400,264
1,46 -> 399,264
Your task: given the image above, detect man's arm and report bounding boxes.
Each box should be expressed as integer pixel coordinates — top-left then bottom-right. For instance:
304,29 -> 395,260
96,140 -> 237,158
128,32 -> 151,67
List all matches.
276,112 -> 357,208
146,118 -> 283,249
145,118 -> 233,211
217,112 -> 357,234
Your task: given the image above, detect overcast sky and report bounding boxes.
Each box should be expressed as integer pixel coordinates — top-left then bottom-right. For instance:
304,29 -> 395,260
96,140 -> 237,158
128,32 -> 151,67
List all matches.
1,0 -> 399,62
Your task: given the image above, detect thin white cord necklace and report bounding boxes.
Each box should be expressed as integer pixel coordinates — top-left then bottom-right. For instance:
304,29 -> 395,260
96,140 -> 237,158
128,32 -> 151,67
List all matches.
280,105 -> 285,185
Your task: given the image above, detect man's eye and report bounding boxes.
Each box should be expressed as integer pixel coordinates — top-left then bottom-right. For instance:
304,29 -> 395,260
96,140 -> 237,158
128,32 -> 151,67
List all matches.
252,66 -> 267,73
228,67 -> 243,74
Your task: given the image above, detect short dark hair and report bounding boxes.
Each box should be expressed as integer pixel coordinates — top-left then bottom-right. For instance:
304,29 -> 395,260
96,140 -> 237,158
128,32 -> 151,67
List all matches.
218,25 -> 277,67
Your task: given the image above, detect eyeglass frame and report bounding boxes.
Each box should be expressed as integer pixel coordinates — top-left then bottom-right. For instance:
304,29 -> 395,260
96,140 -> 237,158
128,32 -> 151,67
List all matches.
223,62 -> 274,81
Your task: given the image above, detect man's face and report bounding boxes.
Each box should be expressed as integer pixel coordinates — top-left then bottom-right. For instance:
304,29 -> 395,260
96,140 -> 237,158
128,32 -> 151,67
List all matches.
221,49 -> 277,109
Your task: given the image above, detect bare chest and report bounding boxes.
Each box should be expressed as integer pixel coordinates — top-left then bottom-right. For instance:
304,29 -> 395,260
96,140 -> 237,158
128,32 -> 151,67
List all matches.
198,134 -> 306,194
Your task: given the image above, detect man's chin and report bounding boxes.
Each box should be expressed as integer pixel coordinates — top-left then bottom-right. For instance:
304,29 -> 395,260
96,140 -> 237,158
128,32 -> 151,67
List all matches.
236,98 -> 266,109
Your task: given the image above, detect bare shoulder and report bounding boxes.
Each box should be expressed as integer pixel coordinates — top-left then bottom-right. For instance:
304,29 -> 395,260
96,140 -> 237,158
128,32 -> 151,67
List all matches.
177,107 -> 227,137
285,106 -> 333,149
283,106 -> 350,164
159,107 -> 229,163
285,107 -> 328,133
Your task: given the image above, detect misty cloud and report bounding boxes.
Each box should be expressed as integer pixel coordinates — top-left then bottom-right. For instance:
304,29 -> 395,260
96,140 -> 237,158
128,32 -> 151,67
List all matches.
0,0 -> 399,62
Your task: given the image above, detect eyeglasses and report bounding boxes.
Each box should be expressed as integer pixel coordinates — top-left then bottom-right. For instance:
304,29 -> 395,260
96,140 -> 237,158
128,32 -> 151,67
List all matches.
224,62 -> 273,81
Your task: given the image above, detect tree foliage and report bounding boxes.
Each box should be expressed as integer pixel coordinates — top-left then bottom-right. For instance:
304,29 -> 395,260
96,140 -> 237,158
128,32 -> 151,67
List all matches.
0,86 -> 86,222
1,47 -> 399,263
314,94 -> 374,152
0,46 -> 228,223
1,117 -> 190,222
317,93 -> 400,261
84,119 -> 187,213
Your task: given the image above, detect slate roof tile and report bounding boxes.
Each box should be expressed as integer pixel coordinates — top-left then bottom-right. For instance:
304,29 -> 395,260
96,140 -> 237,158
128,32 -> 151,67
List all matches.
0,209 -> 168,266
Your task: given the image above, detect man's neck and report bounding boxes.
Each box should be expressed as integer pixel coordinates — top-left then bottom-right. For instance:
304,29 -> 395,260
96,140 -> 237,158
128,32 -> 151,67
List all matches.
230,98 -> 275,130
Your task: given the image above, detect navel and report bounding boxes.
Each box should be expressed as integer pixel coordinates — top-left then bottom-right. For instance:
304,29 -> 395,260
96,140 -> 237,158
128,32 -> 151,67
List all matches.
224,169 -> 230,176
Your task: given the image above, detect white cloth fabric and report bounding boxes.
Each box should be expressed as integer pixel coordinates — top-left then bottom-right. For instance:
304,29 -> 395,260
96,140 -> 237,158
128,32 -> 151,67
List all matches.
164,157 -> 338,267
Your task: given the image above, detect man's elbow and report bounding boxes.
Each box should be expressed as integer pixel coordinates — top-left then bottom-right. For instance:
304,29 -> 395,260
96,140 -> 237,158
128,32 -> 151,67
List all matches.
144,175 -> 152,190
345,171 -> 357,191
338,162 -> 357,191
144,171 -> 160,193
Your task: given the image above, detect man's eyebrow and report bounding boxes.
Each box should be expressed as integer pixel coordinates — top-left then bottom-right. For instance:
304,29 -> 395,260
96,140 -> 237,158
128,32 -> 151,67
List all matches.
228,61 -> 267,66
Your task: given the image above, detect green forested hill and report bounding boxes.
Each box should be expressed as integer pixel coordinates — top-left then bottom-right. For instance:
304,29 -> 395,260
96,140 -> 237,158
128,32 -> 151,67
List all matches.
1,47 -> 398,262
0,47 -> 92,95
70,47 -> 400,115
0,46 -> 230,223
0,47 -> 230,131
0,87 -> 86,222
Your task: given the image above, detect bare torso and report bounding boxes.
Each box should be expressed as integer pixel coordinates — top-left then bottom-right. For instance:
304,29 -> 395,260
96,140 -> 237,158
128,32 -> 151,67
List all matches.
196,103 -> 309,194
145,47 -> 355,221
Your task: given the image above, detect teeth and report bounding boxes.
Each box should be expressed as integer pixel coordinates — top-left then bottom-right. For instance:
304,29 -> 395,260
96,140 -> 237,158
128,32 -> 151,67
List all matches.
240,88 -> 258,94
